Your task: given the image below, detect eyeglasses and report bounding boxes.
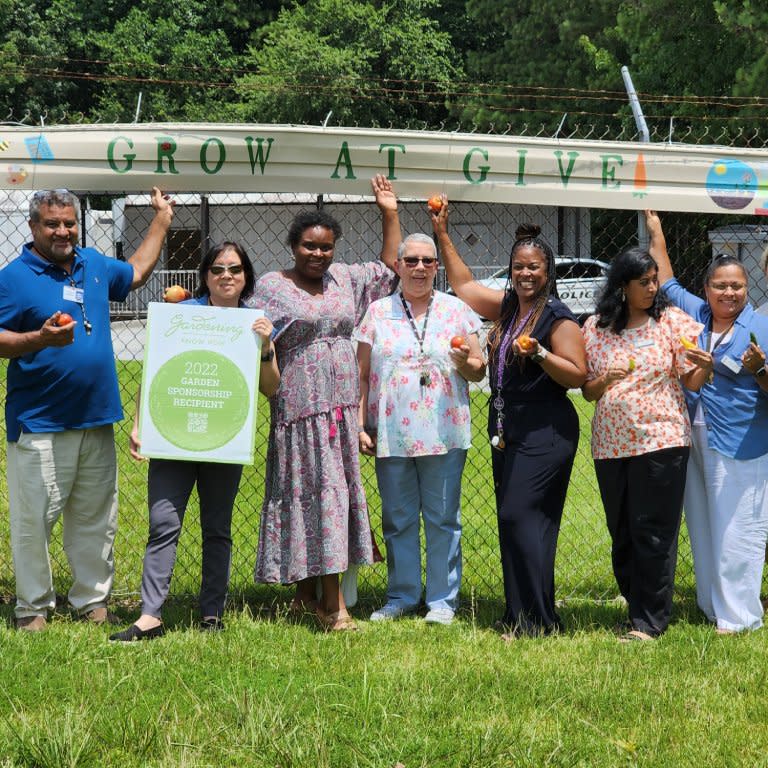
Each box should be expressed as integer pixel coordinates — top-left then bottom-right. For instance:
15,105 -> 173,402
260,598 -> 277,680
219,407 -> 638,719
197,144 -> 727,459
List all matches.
209,264 -> 244,276
709,281 -> 746,292
401,257 -> 438,267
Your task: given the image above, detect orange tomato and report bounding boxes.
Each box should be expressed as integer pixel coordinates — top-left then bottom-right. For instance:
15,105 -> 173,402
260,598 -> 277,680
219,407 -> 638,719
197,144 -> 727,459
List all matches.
427,195 -> 443,213
450,335 -> 466,349
517,334 -> 534,351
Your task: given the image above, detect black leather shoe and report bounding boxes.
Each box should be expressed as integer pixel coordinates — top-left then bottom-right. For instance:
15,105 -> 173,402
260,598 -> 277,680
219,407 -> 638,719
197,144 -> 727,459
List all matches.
199,617 -> 224,632
109,623 -> 165,642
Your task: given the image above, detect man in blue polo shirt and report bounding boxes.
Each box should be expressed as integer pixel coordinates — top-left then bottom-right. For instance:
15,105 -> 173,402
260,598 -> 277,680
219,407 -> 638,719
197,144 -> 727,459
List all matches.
0,187 -> 174,631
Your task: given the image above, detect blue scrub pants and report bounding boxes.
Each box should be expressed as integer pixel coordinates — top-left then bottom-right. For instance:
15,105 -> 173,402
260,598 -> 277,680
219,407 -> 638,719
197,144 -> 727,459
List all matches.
375,448 -> 467,612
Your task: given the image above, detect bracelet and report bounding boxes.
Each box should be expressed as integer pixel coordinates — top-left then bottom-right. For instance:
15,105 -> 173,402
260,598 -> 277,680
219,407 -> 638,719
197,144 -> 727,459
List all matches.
531,346 -> 549,364
261,347 -> 275,362
755,365 -> 766,378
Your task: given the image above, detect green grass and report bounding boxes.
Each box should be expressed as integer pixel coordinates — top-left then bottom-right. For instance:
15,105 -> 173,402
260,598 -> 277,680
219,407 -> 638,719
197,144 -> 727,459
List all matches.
0,611 -> 767,767
1,362 -> 767,766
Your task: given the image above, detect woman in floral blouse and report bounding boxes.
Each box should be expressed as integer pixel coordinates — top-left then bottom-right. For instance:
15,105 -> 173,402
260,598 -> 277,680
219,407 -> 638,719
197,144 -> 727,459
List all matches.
582,245 -> 705,641
355,233 -> 485,625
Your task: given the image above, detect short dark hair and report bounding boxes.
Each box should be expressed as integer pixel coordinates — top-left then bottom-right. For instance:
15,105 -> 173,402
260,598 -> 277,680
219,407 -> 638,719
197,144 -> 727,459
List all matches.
29,189 -> 80,222
595,246 -> 670,333
196,241 -> 255,300
287,210 -> 342,249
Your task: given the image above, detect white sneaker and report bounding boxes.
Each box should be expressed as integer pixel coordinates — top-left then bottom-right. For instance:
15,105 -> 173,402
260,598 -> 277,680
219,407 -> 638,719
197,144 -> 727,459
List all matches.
369,603 -> 410,622
424,608 -> 455,625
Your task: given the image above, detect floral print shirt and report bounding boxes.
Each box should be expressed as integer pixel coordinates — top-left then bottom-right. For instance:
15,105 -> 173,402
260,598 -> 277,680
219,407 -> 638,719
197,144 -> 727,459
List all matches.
354,290 -> 482,457
583,306 -> 703,459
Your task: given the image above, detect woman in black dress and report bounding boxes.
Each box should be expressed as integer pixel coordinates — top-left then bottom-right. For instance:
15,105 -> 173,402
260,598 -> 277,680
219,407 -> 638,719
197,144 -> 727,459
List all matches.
432,201 -> 586,637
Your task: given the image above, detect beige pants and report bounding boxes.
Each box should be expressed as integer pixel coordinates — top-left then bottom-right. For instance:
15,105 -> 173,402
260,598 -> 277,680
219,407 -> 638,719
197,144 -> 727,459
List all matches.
8,426 -> 118,619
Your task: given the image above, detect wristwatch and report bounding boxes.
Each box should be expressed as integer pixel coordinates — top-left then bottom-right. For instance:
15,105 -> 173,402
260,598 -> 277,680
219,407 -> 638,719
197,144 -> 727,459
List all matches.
755,365 -> 766,378
261,347 -> 275,362
531,346 -> 549,364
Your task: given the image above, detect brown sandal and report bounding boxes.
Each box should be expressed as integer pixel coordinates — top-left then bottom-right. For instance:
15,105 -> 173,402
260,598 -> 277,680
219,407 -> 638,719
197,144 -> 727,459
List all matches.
316,607 -> 358,632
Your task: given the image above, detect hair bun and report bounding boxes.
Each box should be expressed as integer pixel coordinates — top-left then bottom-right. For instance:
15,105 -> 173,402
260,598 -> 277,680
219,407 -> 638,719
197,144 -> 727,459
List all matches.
515,223 -> 541,241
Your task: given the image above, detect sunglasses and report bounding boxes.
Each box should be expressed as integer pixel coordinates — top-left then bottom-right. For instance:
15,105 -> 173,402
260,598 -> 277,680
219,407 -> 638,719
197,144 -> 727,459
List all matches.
209,264 -> 244,276
401,256 -> 438,267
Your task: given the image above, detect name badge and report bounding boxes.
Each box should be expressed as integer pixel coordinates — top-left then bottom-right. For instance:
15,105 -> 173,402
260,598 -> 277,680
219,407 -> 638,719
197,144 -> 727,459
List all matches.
721,355 -> 741,373
635,339 -> 654,349
63,285 -> 83,303
389,299 -> 405,320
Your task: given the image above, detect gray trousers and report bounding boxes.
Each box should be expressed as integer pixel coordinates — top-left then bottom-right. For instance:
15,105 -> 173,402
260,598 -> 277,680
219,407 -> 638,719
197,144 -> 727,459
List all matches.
141,459 -> 243,618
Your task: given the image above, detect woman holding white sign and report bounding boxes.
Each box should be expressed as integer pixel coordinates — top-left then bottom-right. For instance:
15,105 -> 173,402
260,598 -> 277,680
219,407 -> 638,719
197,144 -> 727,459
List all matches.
248,175 -> 400,632
110,242 -> 280,642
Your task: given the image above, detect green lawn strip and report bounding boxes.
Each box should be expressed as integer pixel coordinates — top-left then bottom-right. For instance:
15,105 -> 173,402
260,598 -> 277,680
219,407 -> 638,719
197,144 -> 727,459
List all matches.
0,617 -> 767,767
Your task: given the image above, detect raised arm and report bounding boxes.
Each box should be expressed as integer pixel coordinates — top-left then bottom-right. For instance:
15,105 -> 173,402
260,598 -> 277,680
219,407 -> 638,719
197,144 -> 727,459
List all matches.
127,187 -> 175,289
371,174 -> 401,271
646,210 -> 674,285
430,196 -> 505,321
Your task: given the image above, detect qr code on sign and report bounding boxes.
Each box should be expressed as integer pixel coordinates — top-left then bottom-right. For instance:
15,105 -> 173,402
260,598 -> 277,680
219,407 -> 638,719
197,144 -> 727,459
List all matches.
187,412 -> 208,434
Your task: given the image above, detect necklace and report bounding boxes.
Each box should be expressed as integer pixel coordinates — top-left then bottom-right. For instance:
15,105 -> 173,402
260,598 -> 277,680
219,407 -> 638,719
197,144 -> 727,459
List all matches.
491,304 -> 535,450
400,290 -> 434,397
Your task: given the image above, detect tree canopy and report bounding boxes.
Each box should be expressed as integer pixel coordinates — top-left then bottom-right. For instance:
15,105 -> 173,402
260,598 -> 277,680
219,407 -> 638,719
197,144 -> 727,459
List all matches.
1,0 -> 766,140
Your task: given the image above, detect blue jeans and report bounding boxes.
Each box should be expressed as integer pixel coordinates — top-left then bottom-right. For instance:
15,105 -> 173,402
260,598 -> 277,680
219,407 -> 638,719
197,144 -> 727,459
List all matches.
375,448 -> 466,612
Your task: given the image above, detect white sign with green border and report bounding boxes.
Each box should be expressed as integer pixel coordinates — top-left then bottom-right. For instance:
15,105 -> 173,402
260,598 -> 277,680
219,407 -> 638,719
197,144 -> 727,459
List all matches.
139,302 -> 263,464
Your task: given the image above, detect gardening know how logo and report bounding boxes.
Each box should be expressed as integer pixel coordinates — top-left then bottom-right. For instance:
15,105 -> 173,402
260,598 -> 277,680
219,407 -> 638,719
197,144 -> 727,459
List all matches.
139,303 -> 264,464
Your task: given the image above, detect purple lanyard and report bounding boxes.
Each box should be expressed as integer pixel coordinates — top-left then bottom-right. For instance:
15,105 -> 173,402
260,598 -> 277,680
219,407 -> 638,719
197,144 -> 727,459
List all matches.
494,305 -> 534,392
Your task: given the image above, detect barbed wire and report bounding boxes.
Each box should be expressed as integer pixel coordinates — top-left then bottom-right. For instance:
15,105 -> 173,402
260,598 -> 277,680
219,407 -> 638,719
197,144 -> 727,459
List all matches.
8,55 -> 768,112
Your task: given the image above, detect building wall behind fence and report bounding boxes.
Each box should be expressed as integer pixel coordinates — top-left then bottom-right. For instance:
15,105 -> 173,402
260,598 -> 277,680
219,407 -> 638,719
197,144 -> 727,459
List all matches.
1,189 -> 767,608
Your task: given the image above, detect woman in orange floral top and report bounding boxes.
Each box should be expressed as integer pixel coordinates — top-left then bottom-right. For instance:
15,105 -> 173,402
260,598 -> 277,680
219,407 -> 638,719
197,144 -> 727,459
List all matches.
582,246 -> 707,641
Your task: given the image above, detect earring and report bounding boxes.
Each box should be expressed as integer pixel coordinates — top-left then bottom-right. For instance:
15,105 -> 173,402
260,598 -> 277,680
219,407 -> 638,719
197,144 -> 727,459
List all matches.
621,288 -> 626,303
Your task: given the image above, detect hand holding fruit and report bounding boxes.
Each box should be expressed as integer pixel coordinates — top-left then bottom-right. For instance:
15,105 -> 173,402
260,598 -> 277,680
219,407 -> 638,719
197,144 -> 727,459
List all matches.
40,311 -> 76,347
513,334 -> 538,357
428,194 -> 448,235
448,334 -> 470,367
741,334 -> 765,375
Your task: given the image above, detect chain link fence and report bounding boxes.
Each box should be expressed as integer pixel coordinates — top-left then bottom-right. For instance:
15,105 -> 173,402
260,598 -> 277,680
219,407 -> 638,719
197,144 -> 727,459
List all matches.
2,124 -> 767,614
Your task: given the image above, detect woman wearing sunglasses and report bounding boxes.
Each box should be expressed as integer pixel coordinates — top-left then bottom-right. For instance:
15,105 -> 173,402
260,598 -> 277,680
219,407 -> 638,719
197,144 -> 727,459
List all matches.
354,234 -> 485,625
111,242 -> 280,641
431,200 -> 587,638
648,211 -> 768,634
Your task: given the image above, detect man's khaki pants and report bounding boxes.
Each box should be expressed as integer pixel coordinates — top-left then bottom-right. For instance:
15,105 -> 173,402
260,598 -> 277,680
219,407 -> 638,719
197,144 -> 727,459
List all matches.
8,425 -> 118,619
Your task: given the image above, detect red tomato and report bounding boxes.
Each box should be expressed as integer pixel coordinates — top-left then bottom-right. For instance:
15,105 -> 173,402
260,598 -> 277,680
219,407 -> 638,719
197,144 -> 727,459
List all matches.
450,335 -> 466,349
427,195 -> 443,213
56,312 -> 74,326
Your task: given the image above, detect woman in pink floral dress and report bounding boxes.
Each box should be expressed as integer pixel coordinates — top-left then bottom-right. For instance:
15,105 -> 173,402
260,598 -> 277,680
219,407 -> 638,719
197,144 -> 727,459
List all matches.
248,176 -> 400,631
582,246 -> 706,641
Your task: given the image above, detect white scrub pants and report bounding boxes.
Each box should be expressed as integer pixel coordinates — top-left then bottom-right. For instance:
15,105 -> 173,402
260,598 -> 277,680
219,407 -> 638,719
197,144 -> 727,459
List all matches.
7,426 -> 118,619
685,424 -> 768,632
